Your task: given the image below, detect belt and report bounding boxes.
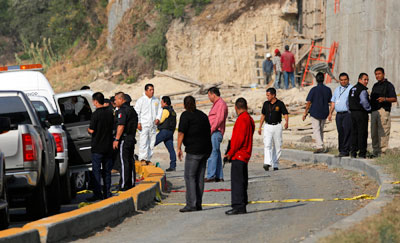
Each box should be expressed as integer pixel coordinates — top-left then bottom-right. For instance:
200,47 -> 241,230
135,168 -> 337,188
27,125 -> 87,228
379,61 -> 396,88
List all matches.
266,122 -> 280,125
336,111 -> 349,114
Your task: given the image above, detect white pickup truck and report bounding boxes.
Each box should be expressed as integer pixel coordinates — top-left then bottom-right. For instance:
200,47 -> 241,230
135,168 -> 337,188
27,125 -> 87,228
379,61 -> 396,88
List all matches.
0,91 -> 62,219
0,64 -> 95,199
0,117 -> 11,229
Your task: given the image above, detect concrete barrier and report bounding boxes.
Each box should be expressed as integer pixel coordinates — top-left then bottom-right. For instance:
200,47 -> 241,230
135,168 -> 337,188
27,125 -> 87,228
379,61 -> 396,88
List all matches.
0,164 -> 166,243
0,228 -> 40,243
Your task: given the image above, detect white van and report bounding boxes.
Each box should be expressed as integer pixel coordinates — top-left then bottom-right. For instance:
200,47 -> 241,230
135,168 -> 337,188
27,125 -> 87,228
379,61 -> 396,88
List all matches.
0,64 -> 95,197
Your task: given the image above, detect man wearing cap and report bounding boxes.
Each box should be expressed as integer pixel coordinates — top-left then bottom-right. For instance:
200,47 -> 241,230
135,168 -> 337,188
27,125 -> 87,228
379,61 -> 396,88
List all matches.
134,83 -> 162,164
272,49 -> 282,89
281,45 -> 296,89
262,53 -> 273,85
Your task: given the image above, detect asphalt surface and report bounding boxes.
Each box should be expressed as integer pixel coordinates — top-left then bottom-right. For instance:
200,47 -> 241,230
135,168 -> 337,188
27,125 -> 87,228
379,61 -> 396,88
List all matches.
74,150 -> 377,243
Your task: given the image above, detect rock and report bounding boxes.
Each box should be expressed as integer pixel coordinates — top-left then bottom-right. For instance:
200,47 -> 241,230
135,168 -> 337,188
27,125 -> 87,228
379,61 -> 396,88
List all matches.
299,135 -> 312,143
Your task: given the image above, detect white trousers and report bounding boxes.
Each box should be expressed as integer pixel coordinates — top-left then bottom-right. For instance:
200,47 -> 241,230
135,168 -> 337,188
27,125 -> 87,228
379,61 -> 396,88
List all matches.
138,126 -> 157,161
311,117 -> 326,149
263,123 -> 283,168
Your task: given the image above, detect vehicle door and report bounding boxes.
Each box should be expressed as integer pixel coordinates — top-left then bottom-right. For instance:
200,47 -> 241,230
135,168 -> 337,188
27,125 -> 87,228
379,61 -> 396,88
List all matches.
54,91 -> 94,168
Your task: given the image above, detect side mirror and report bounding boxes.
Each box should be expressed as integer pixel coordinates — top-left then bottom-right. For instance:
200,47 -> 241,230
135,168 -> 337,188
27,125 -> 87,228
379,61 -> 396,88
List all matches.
0,117 -> 11,134
46,113 -> 63,126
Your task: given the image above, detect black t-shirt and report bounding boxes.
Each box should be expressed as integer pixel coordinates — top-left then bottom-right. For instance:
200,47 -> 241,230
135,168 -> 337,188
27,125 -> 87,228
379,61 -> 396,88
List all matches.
178,109 -> 212,155
261,99 -> 289,124
89,107 -> 114,154
370,79 -> 397,112
116,102 -> 138,136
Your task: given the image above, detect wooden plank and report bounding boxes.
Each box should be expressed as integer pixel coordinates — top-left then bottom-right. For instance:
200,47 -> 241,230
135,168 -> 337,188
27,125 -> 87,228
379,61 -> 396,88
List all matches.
154,70 -> 202,87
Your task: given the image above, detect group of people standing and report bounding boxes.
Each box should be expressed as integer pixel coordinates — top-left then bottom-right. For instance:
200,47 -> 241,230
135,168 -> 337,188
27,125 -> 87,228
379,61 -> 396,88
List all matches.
263,45 -> 296,89
87,84 -> 255,215
85,66 -> 396,213
305,67 -> 397,158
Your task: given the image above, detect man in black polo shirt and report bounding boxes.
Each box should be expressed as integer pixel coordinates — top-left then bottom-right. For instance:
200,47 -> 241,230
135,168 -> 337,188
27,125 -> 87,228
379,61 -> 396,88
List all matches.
113,92 -> 138,191
370,67 -> 397,157
258,88 -> 289,171
87,92 -> 114,201
177,96 -> 212,213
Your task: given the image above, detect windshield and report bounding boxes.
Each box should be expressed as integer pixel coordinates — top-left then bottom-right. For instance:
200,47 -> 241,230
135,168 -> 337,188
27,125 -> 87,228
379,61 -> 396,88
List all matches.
0,96 -> 32,128
32,101 -> 49,123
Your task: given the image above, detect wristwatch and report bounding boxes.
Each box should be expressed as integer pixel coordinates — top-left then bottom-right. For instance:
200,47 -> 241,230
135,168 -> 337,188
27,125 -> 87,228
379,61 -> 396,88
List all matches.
114,138 -> 120,142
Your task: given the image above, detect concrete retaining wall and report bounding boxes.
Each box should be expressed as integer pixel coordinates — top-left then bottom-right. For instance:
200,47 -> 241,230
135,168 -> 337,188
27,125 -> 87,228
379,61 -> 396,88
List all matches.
326,0 -> 400,91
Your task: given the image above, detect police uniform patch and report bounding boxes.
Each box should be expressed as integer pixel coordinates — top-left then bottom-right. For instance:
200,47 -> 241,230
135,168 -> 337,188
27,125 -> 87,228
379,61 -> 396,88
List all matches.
275,106 -> 280,111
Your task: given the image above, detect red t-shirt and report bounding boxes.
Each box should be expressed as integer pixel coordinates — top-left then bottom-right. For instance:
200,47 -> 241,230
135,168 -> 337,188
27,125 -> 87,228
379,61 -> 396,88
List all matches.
281,51 -> 295,72
227,111 -> 255,163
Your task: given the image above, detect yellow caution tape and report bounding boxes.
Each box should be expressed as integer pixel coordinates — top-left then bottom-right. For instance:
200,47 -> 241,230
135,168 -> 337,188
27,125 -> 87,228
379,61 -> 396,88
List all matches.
77,190 -> 93,195
157,193 -> 378,207
78,202 -> 93,208
391,181 -> 400,184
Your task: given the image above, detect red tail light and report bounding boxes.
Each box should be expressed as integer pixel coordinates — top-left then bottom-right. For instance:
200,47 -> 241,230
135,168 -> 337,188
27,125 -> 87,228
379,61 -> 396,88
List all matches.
22,133 -> 37,162
52,133 -> 64,153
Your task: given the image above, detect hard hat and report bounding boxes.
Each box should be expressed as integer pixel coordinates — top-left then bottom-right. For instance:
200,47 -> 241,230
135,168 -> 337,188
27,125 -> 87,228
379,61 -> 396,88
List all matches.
266,53 -> 271,58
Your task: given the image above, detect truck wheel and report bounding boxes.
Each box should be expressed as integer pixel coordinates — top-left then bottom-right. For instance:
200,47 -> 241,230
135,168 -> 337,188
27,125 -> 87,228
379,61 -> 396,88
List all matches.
26,175 -> 48,219
46,163 -> 61,215
60,168 -> 72,203
0,166 -> 10,230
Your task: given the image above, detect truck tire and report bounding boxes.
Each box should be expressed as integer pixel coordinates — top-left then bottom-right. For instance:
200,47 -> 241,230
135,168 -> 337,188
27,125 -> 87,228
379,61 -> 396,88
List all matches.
46,163 -> 61,215
26,175 -> 48,219
71,171 -> 87,199
60,168 -> 72,203
0,166 -> 10,230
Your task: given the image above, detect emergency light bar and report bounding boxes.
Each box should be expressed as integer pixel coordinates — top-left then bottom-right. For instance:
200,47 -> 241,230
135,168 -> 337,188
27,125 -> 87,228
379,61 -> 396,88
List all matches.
0,64 -> 43,72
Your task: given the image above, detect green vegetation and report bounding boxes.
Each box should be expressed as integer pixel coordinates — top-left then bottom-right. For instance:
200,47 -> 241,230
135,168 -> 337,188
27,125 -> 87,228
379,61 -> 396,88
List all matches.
322,149 -> 400,243
1,0 -> 106,66
138,0 -> 211,71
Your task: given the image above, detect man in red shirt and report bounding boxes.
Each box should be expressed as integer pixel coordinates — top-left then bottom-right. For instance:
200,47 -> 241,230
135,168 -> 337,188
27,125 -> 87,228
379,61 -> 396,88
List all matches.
224,98 -> 255,215
280,45 -> 296,89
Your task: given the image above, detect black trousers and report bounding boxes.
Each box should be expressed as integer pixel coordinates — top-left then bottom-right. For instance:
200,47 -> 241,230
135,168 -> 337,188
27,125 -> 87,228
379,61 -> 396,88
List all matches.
336,112 -> 352,154
231,160 -> 248,211
118,135 -> 136,190
350,111 -> 369,156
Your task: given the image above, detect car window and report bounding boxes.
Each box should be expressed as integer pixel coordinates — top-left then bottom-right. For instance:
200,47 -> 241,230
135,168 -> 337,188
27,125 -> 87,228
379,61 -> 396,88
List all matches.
32,101 -> 49,123
0,96 -> 32,127
58,96 -> 92,124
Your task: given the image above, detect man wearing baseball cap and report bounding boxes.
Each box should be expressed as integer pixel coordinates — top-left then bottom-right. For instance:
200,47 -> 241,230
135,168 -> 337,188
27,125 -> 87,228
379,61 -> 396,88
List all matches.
262,53 -> 273,85
272,49 -> 282,89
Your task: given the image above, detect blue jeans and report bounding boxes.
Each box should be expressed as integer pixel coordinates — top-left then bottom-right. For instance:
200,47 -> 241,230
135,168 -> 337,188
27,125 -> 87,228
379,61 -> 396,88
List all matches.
206,131 -> 223,179
274,71 -> 282,89
283,71 -> 295,89
92,153 -> 113,198
155,129 -> 176,169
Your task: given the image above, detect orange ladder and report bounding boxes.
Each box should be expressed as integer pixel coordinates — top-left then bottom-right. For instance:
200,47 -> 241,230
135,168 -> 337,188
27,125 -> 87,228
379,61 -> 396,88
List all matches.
301,41 -> 339,87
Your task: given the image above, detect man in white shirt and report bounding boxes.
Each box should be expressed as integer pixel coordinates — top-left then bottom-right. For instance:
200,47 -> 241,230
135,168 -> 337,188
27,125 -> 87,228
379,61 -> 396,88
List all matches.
134,84 -> 162,163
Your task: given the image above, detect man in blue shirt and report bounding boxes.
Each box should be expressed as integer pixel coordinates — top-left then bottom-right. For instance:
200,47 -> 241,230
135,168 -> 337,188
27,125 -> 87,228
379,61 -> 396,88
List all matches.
303,72 -> 332,153
262,53 -> 274,85
328,73 -> 353,157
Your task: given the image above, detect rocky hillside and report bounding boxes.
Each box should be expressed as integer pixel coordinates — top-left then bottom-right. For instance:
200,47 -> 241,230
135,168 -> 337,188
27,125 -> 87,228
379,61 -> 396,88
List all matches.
0,0 -> 302,92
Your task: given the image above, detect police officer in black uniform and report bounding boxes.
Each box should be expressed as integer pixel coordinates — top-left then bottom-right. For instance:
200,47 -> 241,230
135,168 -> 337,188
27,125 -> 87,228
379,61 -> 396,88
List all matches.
113,92 -> 138,191
349,73 -> 371,158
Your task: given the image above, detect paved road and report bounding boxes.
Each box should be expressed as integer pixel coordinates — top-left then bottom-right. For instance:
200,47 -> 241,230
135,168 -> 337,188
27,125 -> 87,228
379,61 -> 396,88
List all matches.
75,150 -> 376,243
